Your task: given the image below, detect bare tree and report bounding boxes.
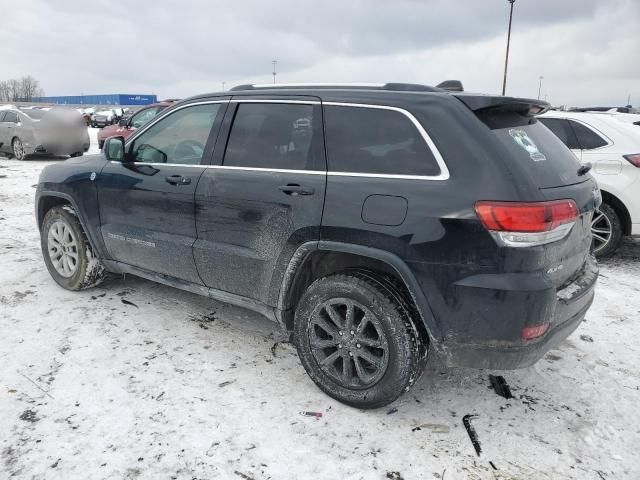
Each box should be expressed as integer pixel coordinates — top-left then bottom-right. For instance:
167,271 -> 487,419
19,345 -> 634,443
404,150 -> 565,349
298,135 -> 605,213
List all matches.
0,81 -> 9,102
19,75 -> 43,101
0,76 -> 45,102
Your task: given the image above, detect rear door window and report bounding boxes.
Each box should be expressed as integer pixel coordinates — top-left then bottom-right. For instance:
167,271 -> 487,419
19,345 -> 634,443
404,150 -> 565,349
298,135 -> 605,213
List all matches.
539,118 -> 581,149
323,105 -> 440,176
567,120 -> 608,149
0,112 -> 6,122
223,103 -> 318,170
491,120 -> 584,188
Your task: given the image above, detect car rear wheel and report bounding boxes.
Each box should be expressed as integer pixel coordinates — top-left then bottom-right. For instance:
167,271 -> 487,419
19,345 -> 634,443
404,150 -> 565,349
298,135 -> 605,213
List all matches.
41,206 -> 105,290
294,272 -> 428,409
591,202 -> 623,257
12,137 -> 25,160
70,152 -> 83,158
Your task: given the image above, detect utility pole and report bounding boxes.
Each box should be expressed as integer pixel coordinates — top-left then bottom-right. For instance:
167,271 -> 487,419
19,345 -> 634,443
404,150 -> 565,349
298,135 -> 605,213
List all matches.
222,81 -> 226,91
502,0 -> 516,96
538,76 -> 544,100
627,94 -> 631,106
272,60 -> 277,84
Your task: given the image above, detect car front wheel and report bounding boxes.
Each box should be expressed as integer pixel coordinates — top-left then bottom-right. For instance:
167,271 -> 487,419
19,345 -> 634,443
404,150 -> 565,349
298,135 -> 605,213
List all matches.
591,202 -> 623,257
41,206 -> 105,290
294,272 -> 428,409
12,137 -> 26,160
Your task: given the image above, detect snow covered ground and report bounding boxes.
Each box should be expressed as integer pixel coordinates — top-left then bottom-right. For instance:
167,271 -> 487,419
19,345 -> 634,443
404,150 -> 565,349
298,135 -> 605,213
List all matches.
1,134 -> 639,479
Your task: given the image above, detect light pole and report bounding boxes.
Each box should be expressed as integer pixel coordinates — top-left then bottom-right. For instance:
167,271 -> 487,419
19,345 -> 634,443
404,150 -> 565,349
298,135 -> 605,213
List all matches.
272,60 -> 277,84
501,0 -> 516,96
538,76 -> 544,100
222,81 -> 226,91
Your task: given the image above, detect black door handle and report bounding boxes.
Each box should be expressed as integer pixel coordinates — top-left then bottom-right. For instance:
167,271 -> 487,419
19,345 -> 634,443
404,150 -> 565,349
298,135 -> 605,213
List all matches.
278,184 -> 314,196
166,175 -> 191,185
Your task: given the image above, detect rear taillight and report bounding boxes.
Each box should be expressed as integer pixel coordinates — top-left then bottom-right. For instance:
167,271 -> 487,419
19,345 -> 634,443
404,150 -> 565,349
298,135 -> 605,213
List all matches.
475,200 -> 579,247
521,322 -> 549,341
623,154 -> 640,168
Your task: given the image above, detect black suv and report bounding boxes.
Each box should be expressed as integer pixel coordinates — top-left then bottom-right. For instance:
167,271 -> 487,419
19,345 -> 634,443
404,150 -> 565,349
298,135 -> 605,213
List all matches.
35,83 -> 599,408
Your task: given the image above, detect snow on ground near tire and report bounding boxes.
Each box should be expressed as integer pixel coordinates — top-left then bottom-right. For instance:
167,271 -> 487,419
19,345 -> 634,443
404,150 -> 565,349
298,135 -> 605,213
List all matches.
1,153 -> 639,480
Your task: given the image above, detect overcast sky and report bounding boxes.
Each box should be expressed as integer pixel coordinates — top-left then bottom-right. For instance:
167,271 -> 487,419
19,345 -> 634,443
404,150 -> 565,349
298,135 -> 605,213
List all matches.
2,0 -> 638,106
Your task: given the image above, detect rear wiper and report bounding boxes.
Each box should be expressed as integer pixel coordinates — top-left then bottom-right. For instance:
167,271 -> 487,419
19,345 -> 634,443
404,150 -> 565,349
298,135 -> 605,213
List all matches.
577,162 -> 592,176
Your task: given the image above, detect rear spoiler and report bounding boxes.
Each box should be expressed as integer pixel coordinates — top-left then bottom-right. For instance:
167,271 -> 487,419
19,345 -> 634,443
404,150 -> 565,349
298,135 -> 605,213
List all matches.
454,93 -> 551,116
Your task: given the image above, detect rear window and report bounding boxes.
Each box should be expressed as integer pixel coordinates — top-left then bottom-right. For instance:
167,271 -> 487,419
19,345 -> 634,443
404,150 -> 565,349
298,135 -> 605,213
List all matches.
323,105 -> 440,176
491,120 -> 584,188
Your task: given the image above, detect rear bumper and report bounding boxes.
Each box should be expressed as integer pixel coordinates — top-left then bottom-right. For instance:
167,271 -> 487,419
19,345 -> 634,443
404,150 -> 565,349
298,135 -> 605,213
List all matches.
34,141 -> 89,156
437,255 -> 598,370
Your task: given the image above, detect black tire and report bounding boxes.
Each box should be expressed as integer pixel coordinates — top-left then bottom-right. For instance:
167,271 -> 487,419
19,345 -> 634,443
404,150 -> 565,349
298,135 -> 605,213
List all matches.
12,137 -> 26,160
294,272 -> 428,409
70,152 -> 83,158
592,202 -> 623,258
40,206 -> 105,291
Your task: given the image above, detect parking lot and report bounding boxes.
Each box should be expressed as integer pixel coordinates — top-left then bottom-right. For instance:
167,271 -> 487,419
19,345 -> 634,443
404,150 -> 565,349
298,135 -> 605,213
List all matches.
1,143 -> 639,479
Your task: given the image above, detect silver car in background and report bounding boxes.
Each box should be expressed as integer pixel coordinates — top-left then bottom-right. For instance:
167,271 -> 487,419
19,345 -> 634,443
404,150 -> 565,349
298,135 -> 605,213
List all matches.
0,106 -> 90,160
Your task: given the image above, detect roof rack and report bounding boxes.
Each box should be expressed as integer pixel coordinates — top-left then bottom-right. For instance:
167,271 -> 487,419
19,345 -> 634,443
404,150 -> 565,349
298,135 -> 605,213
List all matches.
229,82 -> 444,92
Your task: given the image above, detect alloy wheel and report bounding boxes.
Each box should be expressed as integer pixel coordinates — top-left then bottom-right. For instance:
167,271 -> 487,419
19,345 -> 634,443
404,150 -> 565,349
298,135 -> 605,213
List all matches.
47,219 -> 79,278
12,138 -> 25,160
308,298 -> 389,389
591,209 -> 612,254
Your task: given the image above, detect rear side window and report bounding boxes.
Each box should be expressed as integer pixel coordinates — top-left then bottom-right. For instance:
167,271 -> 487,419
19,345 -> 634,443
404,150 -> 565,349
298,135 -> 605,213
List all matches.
223,103 -> 317,170
567,120 -> 608,149
0,112 -> 5,122
491,121 -> 583,188
323,105 -> 440,176
539,118 -> 580,149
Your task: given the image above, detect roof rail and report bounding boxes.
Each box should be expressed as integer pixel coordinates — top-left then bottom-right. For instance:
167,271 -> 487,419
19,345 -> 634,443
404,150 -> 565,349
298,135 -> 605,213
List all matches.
229,82 -> 441,92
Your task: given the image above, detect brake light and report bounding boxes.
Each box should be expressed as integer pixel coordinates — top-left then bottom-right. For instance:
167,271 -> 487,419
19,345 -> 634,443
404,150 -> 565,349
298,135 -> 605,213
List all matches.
623,154 -> 640,168
521,322 -> 549,341
475,200 -> 579,247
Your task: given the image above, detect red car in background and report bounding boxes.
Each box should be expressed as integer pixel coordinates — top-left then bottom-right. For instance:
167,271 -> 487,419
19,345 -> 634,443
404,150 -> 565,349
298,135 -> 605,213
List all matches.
97,100 -> 176,149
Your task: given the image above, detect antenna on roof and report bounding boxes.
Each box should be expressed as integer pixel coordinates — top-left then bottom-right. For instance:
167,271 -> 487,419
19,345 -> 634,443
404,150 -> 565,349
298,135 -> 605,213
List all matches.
436,80 -> 464,92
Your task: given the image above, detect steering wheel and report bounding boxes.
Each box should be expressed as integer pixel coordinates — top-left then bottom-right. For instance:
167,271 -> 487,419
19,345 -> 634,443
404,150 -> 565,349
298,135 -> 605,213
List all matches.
174,139 -> 205,160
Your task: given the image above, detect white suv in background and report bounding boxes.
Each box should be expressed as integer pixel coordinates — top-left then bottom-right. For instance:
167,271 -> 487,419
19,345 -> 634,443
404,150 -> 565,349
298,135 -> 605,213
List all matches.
539,111 -> 640,256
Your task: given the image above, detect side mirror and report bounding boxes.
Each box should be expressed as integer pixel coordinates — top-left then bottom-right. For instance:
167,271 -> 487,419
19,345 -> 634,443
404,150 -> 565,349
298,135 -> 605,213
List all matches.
104,136 -> 125,161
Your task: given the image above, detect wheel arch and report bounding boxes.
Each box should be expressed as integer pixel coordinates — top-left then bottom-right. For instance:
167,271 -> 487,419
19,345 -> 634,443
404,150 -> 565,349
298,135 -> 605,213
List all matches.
601,190 -> 631,236
36,192 -> 103,258
277,241 -> 441,341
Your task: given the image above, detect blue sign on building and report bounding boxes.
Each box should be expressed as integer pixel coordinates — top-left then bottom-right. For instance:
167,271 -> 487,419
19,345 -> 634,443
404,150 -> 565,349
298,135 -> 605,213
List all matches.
29,94 -> 158,106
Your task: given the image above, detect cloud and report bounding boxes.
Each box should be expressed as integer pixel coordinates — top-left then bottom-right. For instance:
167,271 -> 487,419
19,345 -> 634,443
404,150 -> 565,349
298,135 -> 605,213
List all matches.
0,0 -> 637,106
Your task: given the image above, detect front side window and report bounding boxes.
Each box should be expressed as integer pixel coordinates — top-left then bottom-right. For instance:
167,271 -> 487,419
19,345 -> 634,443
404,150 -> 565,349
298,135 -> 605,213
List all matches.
568,120 -> 608,149
3,111 -> 18,123
324,105 -> 440,176
130,103 -> 220,165
131,107 -> 162,128
539,118 -> 581,149
223,103 -> 316,170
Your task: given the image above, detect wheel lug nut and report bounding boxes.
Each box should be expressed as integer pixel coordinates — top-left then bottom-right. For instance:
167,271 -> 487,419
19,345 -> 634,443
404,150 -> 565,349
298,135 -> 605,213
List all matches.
350,330 -> 355,335
356,344 -> 361,348
338,344 -> 342,349
349,351 -> 353,357
339,331 -> 343,336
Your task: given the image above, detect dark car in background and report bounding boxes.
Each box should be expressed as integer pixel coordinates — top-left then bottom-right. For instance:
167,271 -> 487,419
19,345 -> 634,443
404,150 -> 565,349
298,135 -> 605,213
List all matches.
97,101 -> 176,149
92,108 -> 123,128
35,83 -> 599,408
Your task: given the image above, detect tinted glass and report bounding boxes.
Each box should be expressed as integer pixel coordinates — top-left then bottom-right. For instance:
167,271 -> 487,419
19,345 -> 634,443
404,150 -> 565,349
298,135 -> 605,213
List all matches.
568,120 -> 608,149
323,105 -> 440,176
3,111 -> 18,123
131,107 -> 162,128
224,103 -> 315,170
492,121 -> 583,188
131,103 -> 220,165
539,118 -> 580,149
0,112 -> 5,122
